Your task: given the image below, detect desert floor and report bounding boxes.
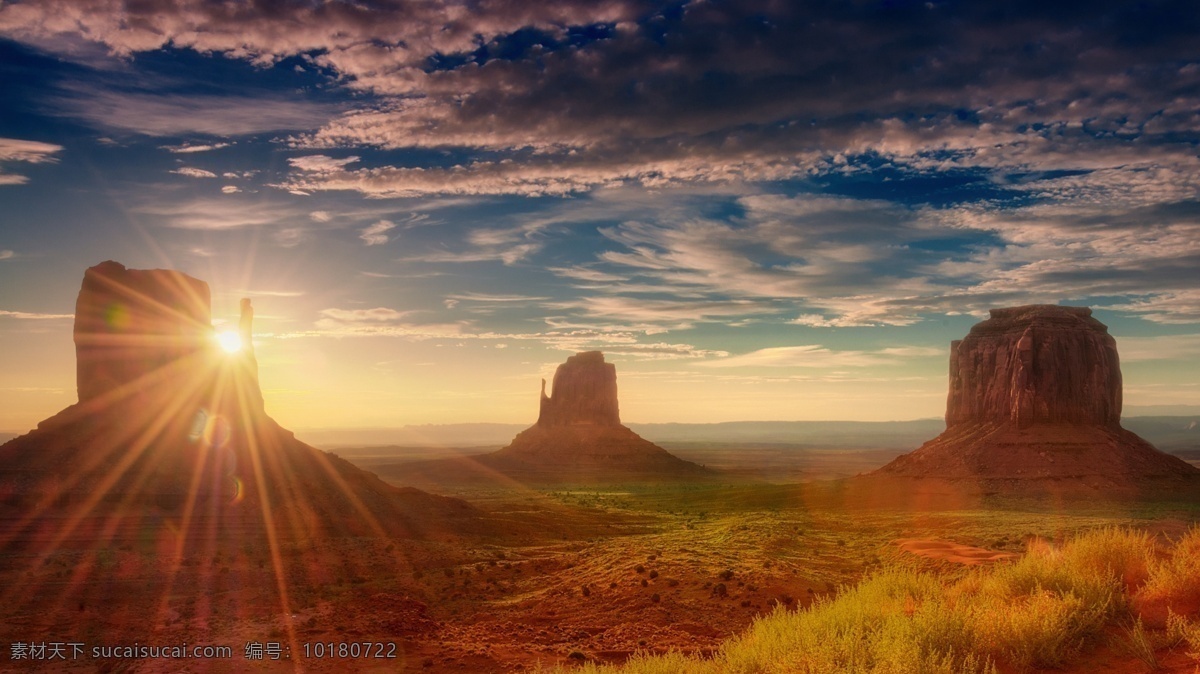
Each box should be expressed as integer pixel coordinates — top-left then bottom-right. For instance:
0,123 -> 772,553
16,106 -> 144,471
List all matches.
1,455 -> 1199,673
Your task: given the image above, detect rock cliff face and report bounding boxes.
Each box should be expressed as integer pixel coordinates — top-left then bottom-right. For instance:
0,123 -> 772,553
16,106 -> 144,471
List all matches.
0,261 -> 481,544
945,305 -> 1121,428
872,305 -> 1200,494
74,261 -> 214,404
396,352 -> 713,485
538,351 -> 621,426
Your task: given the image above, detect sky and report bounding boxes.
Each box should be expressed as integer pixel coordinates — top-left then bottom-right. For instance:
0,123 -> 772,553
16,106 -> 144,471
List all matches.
1,0 -> 1198,432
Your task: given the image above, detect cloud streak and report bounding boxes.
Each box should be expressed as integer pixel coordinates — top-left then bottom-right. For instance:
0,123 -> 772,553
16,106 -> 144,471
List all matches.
171,167 -> 217,178
702,345 -> 943,369
0,137 -> 63,185
161,142 -> 232,153
49,84 -> 341,136
359,220 -> 396,246
0,310 -> 74,320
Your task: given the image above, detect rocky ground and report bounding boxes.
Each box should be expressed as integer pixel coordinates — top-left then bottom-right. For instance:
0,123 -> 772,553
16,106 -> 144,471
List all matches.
3,482 -> 1197,673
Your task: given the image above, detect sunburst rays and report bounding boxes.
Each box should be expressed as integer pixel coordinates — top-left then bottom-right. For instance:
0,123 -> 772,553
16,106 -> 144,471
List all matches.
0,264 -> 414,652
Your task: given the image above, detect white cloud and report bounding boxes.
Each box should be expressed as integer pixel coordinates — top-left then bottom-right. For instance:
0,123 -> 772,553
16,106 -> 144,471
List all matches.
1100,290 -> 1200,325
792,314 -> 849,328
221,185 -> 240,193
273,227 -> 307,247
161,142 -> 232,153
0,138 -> 64,163
288,155 -> 360,173
359,219 -> 396,246
49,85 -> 340,136
0,137 -> 64,185
236,289 -> 305,298
171,167 -> 217,178
548,266 -> 629,283
293,305 -> 721,359
446,292 -> 550,303
0,309 -> 73,319
134,197 -> 305,230
318,307 -> 414,323
0,250 -> 14,260
702,344 -> 941,369
549,295 -> 773,330
1116,333 -> 1200,362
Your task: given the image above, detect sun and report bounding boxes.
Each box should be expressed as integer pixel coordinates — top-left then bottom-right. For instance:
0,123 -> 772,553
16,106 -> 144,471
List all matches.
216,330 -> 243,354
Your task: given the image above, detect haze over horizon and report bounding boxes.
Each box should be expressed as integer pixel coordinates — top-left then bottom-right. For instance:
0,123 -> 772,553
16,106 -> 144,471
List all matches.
1,1 -> 1199,432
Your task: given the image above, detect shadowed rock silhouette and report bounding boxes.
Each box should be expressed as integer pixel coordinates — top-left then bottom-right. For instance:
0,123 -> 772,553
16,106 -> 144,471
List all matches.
537,351 -> 621,426
0,261 -> 481,549
869,305 -> 1200,496
390,351 -> 714,485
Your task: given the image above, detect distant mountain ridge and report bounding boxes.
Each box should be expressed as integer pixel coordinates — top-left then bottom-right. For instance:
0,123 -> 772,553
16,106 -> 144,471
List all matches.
298,416 -> 1198,452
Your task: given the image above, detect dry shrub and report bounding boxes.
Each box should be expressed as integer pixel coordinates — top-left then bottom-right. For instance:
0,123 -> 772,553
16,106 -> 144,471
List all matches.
559,527 -> 1172,674
1138,527 -> 1200,627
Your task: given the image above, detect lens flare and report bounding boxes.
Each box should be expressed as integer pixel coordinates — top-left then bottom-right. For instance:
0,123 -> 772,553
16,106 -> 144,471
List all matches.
188,409 -> 208,442
205,415 -> 232,448
103,302 -> 129,330
228,476 -> 244,504
216,331 -> 242,353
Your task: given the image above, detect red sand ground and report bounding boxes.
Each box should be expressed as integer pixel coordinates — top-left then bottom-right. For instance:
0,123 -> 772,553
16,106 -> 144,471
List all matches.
894,538 -> 1020,565
3,484 -> 1199,673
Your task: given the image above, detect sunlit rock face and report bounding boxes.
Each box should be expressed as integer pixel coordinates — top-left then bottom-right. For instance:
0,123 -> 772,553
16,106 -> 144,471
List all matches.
74,261 -> 215,404
945,305 -> 1122,428
872,305 -> 1200,493
537,351 -> 621,427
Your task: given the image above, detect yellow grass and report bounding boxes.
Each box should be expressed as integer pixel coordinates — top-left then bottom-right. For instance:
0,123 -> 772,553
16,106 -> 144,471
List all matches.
559,527 -> 1199,674
1143,526 -> 1200,609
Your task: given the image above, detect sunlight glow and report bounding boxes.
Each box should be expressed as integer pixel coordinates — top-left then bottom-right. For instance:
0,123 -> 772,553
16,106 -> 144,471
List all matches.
216,331 -> 242,353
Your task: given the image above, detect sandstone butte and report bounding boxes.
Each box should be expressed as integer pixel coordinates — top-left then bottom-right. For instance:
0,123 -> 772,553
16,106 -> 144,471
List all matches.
396,351 -> 713,485
870,304 -> 1200,495
0,261 -> 483,545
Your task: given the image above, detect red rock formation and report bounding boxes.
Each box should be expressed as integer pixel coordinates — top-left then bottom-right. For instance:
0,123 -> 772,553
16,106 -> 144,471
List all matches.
872,305 -> 1200,494
0,261 -> 483,545
945,305 -> 1121,428
537,351 -> 620,426
74,261 -> 213,403
397,352 -> 713,485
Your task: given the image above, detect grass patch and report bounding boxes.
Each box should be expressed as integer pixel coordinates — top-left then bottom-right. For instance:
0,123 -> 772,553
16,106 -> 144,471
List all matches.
1142,526 -> 1200,611
559,527 -> 1199,674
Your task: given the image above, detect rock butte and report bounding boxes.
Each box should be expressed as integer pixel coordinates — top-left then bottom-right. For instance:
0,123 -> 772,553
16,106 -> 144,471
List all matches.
0,261 -> 482,544
537,351 -> 622,427
872,305 -> 1200,494
397,351 -> 713,485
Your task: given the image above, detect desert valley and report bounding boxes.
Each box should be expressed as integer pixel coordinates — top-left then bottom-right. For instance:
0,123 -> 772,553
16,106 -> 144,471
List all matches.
1,263 -> 1199,673
2,2 -> 1200,672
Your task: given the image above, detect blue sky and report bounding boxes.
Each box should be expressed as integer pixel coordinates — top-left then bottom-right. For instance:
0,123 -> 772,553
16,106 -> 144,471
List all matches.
1,0 -> 1198,430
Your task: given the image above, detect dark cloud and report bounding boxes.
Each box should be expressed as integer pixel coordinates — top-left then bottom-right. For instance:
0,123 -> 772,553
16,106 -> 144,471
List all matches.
3,1 -> 1196,194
